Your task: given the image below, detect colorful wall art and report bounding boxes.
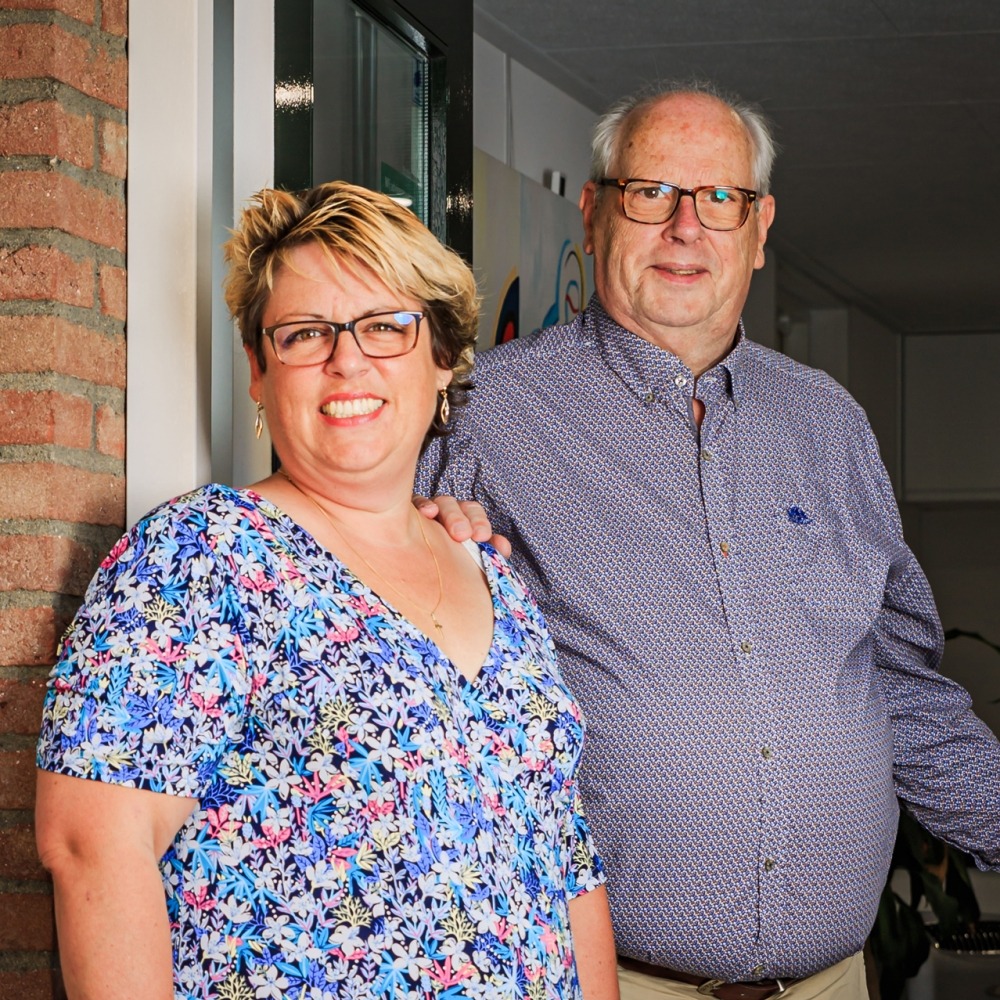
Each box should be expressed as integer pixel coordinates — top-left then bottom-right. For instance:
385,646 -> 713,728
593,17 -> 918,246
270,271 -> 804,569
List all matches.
472,148 -> 593,351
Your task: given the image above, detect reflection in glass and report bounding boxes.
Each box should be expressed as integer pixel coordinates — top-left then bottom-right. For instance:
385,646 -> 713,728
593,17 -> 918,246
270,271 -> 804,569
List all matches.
313,1 -> 428,223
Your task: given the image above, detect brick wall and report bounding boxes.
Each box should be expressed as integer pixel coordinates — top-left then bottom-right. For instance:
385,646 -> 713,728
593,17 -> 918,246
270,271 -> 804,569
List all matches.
0,0 -> 127,996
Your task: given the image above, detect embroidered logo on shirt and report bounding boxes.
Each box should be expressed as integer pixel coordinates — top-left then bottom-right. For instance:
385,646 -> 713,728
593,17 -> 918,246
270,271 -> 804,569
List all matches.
787,505 -> 814,525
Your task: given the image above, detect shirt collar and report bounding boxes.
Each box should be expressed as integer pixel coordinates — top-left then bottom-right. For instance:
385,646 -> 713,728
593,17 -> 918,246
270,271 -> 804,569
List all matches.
719,326 -> 749,403
586,295 -> 749,405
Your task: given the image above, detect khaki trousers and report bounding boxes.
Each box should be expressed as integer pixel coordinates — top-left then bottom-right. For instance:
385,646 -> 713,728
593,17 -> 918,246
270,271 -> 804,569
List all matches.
618,952 -> 868,1000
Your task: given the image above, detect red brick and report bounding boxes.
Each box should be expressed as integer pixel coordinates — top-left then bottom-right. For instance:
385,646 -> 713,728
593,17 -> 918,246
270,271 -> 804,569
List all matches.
0,390 -> 93,449
98,261 -> 125,319
0,534 -> 96,595
0,675 -> 52,734
0,24 -> 126,109
0,463 -> 124,526
0,968 -> 64,1000
0,317 -> 125,387
1,0 -> 95,24
0,247 -> 94,309
101,0 -> 127,36
0,749 -> 40,810
0,100 -> 94,169
98,116 -> 126,178
0,173 -> 125,252
0,606 -> 59,667
0,823 -> 48,882
0,892 -> 55,950
94,402 -> 123,459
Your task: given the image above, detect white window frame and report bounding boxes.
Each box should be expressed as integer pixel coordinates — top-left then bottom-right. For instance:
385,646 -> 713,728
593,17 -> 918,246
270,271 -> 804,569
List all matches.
126,0 -> 274,525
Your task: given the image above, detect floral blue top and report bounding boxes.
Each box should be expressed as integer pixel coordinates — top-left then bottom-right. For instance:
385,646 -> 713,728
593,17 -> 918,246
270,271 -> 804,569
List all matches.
37,484 -> 603,1000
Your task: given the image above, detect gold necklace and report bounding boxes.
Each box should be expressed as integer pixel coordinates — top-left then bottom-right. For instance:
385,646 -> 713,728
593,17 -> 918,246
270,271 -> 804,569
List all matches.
278,469 -> 445,632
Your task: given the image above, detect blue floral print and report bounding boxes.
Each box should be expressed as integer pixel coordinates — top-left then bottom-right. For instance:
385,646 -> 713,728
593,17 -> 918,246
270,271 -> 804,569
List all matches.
37,484 -> 604,1000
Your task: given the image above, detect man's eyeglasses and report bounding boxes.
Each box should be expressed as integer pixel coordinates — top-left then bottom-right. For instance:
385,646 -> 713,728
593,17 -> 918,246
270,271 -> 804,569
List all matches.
598,178 -> 758,231
262,310 -> 424,366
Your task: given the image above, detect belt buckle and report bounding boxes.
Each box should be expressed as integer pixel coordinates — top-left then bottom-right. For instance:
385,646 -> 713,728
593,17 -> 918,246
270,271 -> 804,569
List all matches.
697,981 -> 726,997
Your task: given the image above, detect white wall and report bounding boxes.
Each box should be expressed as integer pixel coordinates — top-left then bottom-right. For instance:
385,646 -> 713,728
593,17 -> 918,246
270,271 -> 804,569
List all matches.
230,3 -> 276,489
473,34 -> 594,203
127,0 -> 274,525
127,1 -> 214,524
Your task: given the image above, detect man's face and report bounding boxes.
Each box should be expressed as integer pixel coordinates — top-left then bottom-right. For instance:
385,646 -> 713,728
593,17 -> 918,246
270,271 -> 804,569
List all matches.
581,93 -> 775,358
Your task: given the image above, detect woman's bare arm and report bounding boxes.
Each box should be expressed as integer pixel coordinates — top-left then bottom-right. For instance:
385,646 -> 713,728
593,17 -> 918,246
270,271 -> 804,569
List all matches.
35,770 -> 197,1000
569,885 -> 620,1000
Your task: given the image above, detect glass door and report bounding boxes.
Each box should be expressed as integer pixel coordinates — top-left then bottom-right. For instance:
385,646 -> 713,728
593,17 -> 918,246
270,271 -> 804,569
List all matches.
275,0 -> 471,257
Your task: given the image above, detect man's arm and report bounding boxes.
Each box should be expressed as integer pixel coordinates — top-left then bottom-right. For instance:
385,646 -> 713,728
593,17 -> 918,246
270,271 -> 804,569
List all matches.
853,420 -> 1000,868
416,418 -> 512,555
568,886 -> 619,1000
36,770 -> 197,999
874,551 -> 1000,868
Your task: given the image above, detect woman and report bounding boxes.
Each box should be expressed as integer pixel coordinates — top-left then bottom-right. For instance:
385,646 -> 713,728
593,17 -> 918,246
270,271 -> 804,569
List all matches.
35,182 -> 618,1000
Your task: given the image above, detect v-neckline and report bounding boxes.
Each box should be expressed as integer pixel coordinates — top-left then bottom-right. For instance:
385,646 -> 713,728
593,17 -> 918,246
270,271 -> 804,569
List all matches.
247,490 -> 501,687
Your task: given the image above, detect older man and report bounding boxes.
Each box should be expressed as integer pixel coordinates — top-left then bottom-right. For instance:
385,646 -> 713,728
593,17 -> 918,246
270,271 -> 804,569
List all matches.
418,83 -> 1000,999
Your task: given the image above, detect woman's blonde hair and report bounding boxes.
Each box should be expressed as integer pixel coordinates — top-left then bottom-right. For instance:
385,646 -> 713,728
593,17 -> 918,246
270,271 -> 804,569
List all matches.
224,181 -> 480,438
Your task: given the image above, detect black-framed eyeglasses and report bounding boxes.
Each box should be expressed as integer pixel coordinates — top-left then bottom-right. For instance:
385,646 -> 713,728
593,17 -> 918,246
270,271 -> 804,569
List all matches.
261,310 -> 424,366
598,178 -> 758,231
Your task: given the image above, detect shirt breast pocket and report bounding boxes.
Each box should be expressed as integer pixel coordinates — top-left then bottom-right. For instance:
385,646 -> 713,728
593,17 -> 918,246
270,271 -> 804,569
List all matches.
775,509 -> 887,622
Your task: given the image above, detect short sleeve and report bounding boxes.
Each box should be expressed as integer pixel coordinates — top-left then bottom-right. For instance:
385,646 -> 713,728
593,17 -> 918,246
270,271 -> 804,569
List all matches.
416,419 -> 515,546
562,777 -> 606,898
36,496 -> 252,798
416,423 -> 478,501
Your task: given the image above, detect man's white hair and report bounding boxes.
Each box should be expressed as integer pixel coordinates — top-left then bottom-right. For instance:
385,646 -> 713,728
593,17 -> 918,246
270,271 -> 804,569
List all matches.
590,79 -> 778,196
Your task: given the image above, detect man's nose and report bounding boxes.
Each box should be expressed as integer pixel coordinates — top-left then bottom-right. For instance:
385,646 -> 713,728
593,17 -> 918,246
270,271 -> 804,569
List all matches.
664,191 -> 704,235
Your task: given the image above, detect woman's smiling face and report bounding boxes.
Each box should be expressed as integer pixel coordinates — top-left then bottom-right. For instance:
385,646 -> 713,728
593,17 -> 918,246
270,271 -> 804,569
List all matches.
248,241 -> 452,492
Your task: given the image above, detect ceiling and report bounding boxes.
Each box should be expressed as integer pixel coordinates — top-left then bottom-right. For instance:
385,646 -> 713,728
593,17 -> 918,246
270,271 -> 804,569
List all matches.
472,0 -> 1000,334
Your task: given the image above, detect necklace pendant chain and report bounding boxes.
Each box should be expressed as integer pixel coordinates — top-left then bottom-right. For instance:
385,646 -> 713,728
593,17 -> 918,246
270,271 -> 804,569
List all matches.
278,469 -> 446,631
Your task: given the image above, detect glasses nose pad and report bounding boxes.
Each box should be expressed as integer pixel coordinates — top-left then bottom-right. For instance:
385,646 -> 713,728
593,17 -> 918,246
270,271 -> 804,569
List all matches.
324,327 -> 369,368
671,191 -> 703,227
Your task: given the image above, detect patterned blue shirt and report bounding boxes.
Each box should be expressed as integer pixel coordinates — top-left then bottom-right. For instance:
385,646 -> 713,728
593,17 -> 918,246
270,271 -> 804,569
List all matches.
37,485 -> 604,999
417,296 -> 1000,982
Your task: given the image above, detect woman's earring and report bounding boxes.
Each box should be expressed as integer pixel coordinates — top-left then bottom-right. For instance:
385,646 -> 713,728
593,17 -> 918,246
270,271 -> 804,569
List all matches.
254,402 -> 264,440
437,389 -> 450,426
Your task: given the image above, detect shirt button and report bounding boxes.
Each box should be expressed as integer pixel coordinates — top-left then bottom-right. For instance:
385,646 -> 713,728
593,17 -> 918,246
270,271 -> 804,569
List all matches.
643,391 -> 656,403
761,747 -> 773,760
719,541 -> 730,557
674,375 -> 688,388
764,858 -> 777,872
753,965 -> 765,977
740,640 -> 753,654
700,448 -> 713,462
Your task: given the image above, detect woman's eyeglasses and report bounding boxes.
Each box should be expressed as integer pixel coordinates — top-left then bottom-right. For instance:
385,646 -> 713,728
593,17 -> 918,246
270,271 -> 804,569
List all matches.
262,310 -> 424,365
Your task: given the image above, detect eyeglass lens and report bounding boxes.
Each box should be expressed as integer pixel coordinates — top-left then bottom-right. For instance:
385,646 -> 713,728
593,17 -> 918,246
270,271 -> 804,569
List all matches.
269,311 -> 421,365
622,182 -> 751,230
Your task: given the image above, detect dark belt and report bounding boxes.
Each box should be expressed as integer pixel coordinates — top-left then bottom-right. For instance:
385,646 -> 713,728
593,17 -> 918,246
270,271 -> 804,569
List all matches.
617,955 -> 801,1000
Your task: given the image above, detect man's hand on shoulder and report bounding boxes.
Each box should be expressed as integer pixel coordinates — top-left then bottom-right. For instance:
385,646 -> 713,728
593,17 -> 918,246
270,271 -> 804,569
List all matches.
413,494 -> 512,558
